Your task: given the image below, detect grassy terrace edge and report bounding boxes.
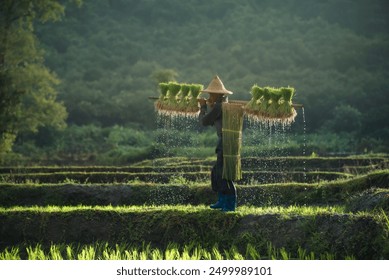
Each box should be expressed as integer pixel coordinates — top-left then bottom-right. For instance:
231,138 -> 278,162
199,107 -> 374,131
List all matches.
0,205 -> 388,259
0,155 -> 387,173
0,170 -> 388,207
0,170 -> 354,184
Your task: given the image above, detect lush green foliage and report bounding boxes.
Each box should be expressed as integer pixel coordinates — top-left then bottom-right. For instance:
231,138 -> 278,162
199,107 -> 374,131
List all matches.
3,124 -> 387,165
36,0 -> 388,136
1,0 -> 389,260
0,0 -> 82,152
1,0 -> 388,160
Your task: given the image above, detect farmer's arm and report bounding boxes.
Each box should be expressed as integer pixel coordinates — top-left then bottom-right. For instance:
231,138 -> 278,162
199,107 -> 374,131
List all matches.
199,102 -> 222,126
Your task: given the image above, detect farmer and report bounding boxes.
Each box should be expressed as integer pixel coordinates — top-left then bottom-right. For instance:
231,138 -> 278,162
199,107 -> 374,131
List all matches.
198,75 -> 237,212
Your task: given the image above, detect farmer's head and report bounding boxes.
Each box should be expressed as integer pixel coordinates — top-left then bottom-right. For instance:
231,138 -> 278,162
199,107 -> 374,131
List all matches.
201,75 -> 233,104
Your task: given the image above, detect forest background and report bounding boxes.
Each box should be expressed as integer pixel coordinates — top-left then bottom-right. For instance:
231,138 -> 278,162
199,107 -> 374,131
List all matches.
1,0 -> 388,165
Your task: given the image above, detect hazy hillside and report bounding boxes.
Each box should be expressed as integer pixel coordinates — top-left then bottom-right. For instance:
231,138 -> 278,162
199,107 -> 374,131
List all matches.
37,0 -> 389,139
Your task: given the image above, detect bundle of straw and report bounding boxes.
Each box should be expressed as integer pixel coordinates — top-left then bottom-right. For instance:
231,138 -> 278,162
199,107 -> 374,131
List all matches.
222,103 -> 244,181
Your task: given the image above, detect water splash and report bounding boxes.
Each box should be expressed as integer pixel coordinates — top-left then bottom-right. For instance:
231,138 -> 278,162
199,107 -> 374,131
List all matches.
154,109 -> 202,161
150,185 -> 190,205
302,107 -> 307,181
156,110 -> 199,131
153,105 -> 306,184
242,116 -> 294,184
244,108 -> 297,128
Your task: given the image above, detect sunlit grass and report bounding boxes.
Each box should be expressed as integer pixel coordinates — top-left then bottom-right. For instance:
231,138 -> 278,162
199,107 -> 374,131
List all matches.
0,204 -> 368,216
0,159 -> 387,260
0,241 -> 355,260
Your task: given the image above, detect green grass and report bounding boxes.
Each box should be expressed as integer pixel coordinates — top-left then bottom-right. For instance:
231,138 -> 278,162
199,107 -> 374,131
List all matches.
0,169 -> 387,207
0,204 -> 352,215
0,241 -> 355,260
0,170 -> 359,185
0,156 -> 388,260
1,204 -> 386,259
1,154 -> 386,173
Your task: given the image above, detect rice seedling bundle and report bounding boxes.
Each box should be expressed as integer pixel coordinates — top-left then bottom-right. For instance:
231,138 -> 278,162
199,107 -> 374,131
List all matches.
186,84 -> 203,114
245,85 -> 263,115
222,103 -> 244,180
154,81 -> 181,114
178,83 -> 191,111
267,87 -> 282,118
244,85 -> 297,125
278,87 -> 297,124
259,87 -> 271,117
155,82 -> 169,110
167,82 -> 181,109
155,82 -> 203,117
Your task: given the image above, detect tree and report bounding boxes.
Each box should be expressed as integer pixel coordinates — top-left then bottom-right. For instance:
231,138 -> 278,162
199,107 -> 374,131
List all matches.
0,0 -> 81,152
151,69 -> 179,84
322,104 -> 363,133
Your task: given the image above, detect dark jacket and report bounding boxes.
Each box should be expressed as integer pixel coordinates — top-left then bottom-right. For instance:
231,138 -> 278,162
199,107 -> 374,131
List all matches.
199,99 -> 235,194
199,102 -> 222,137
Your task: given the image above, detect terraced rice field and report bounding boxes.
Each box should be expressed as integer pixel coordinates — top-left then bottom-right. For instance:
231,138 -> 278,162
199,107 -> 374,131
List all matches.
0,155 -> 388,260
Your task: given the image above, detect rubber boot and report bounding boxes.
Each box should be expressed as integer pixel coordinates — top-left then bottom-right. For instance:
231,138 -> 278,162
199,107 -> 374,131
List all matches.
210,192 -> 225,209
222,194 -> 236,212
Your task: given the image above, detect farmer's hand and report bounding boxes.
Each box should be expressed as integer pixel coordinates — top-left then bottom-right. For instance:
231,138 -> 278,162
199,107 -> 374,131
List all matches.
198,98 -> 207,107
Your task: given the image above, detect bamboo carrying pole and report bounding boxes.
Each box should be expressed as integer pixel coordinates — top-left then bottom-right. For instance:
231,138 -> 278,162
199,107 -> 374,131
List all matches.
148,97 -> 303,108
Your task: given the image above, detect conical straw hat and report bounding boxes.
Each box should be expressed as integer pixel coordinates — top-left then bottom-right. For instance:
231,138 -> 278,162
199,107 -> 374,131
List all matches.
201,75 -> 233,94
